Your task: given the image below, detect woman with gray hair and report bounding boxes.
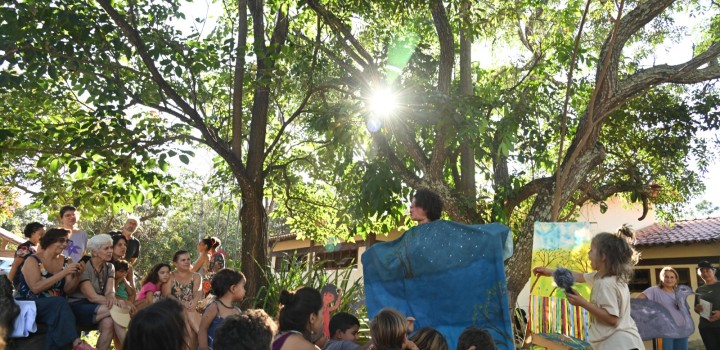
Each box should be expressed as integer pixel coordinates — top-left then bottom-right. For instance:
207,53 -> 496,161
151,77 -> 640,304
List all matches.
69,234 -> 132,350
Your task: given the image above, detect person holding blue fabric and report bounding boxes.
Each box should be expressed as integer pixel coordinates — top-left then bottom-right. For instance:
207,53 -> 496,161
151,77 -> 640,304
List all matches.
16,228 -> 95,350
637,266 -> 692,350
409,189 -> 443,224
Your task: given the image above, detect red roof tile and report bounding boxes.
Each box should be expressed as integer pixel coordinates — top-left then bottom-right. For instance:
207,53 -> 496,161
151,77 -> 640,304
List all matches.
634,217 -> 720,246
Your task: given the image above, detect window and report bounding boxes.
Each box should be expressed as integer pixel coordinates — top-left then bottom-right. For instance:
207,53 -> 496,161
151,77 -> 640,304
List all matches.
655,267 -> 691,287
629,268 -> 651,293
316,249 -> 357,270
273,252 -> 307,271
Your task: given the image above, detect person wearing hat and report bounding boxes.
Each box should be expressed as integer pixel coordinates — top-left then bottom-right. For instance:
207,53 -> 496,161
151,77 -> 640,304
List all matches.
694,260 -> 720,350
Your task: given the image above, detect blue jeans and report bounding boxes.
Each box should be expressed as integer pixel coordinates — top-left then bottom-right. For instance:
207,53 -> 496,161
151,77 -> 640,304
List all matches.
32,297 -> 78,350
658,337 -> 688,350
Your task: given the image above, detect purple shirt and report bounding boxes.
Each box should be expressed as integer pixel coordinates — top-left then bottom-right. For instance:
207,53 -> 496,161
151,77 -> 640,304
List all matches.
643,285 -> 689,327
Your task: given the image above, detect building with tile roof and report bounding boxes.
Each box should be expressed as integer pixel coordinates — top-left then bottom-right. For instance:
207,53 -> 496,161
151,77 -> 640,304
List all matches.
631,217 -> 720,347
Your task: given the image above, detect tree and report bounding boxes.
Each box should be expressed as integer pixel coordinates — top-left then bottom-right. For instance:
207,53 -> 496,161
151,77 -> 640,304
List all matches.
0,0 -> 344,302
304,0 -> 720,304
2,0 -> 719,308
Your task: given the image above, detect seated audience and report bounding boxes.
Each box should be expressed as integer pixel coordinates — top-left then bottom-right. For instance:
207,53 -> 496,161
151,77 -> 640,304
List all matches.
456,327 -> 496,350
123,298 -> 188,350
409,327 -> 447,350
15,228 -> 93,350
113,260 -> 136,303
369,308 -> 418,350
162,250 -> 202,349
69,234 -> 131,350
135,263 -> 171,309
272,287 -> 324,350
213,308 -> 277,350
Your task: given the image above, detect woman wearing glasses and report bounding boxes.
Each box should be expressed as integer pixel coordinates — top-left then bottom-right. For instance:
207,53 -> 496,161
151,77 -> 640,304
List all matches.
637,266 -> 692,350
16,228 -> 95,350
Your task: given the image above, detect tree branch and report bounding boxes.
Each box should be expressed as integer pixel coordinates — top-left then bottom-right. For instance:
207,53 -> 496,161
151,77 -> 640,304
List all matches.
613,42 -> 720,108
305,0 -> 374,69
505,177 -> 554,216
231,0 -> 248,158
246,2 -> 288,182
95,0 -> 242,186
371,133 -> 423,188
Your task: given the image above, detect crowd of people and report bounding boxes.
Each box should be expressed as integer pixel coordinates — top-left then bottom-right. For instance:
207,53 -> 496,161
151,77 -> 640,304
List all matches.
1,190 -> 719,350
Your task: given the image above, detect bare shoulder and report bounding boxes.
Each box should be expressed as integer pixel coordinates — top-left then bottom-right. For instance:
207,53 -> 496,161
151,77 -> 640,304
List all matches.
282,334 -> 317,350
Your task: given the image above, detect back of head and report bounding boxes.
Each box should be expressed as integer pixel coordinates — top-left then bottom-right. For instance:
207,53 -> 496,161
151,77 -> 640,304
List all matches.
113,259 -> 130,272
410,327 -> 448,350
123,299 -> 186,350
23,222 -> 44,238
457,327 -> 496,350
591,226 -> 639,282
413,189 -> 443,221
329,312 -> 360,337
277,287 -> 322,337
211,269 -> 245,297
214,309 -> 277,350
370,308 -> 407,350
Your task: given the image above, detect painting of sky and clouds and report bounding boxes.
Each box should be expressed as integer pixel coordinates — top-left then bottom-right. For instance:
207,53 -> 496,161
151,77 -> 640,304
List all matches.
533,222 -> 592,251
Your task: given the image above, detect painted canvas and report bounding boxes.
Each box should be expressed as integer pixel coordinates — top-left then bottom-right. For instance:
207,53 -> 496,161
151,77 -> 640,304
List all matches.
529,222 -> 593,348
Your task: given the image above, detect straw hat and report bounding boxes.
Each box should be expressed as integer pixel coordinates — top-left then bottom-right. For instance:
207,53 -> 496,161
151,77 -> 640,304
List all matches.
110,305 -> 131,328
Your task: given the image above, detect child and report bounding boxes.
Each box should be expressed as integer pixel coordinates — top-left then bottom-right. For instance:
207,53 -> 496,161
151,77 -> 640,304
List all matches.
321,284 -> 343,338
323,312 -> 372,350
198,269 -> 245,350
369,308 -> 419,350
213,309 -> 277,350
456,327 -> 496,350
113,259 -> 137,303
533,228 -> 644,350
135,263 -> 171,309
409,327 -> 447,350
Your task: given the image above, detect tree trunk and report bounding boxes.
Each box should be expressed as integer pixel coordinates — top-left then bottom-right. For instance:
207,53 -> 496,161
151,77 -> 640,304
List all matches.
505,142 -> 605,306
238,183 -> 269,308
505,188 -> 552,307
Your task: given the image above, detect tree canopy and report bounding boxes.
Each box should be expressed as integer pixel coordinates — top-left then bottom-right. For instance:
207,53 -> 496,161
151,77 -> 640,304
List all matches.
1,0 -> 719,303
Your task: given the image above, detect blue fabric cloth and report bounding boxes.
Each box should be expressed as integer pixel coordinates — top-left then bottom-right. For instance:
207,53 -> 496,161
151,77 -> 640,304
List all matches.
362,221 -> 514,350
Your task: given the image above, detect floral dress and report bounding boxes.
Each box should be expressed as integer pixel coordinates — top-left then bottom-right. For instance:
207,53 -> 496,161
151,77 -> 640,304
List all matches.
171,276 -> 195,303
15,255 -> 70,299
